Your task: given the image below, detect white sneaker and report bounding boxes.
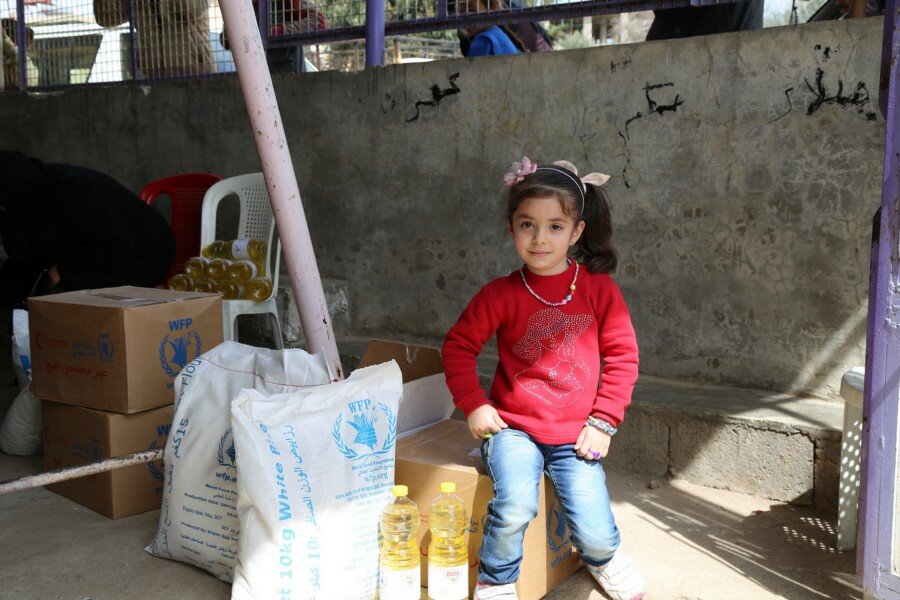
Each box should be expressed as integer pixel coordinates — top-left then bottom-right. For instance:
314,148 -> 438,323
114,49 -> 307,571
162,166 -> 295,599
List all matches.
473,582 -> 518,599
587,551 -> 646,600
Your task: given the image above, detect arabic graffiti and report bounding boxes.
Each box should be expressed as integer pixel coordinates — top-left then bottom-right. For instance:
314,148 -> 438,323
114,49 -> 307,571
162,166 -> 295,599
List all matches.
406,73 -> 461,123
803,67 -> 877,121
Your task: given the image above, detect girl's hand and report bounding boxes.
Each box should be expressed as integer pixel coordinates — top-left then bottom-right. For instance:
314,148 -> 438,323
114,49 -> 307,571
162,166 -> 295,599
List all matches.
467,404 -> 508,440
574,425 -> 611,461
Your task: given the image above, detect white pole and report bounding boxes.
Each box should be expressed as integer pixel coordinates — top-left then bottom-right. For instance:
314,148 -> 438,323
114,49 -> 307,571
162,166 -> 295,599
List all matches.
0,449 -> 164,495
219,0 -> 344,379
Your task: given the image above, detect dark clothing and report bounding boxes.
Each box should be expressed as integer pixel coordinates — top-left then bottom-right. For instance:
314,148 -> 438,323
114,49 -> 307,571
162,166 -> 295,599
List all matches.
0,152 -> 175,309
645,0 -> 763,41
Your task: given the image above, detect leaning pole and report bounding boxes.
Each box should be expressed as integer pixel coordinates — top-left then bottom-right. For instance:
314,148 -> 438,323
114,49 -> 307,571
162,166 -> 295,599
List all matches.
218,0 -> 343,380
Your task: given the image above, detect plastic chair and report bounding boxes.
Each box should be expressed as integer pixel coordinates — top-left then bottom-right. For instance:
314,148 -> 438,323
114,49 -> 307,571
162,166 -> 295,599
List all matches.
200,173 -> 283,349
139,173 -> 222,284
837,366 -> 864,551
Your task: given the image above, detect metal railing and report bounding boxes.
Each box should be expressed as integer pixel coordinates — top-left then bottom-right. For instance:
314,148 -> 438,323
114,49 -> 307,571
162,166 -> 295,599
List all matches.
1,0 -> 720,91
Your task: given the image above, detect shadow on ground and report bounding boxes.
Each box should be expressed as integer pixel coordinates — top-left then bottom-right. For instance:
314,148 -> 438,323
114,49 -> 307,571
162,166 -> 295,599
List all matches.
547,470 -> 861,600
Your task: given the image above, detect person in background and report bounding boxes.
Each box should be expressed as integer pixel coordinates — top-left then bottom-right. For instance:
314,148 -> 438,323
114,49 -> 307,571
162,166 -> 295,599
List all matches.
455,0 -> 551,56
453,0 -> 545,57
222,0 -> 326,74
645,0 -> 763,41
1,21 -> 37,89
93,0 -> 215,78
458,0 -> 526,57
0,151 -> 175,310
1,0 -> 46,90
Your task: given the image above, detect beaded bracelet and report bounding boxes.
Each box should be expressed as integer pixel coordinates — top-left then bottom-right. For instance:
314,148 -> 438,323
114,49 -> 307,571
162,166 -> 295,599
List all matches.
585,416 -> 618,436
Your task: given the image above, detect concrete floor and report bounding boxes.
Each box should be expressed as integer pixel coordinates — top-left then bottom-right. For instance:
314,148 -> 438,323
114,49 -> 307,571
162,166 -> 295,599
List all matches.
0,452 -> 861,600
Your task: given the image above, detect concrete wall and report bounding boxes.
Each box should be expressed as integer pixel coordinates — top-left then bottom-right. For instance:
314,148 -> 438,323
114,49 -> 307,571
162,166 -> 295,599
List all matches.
0,18 -> 883,399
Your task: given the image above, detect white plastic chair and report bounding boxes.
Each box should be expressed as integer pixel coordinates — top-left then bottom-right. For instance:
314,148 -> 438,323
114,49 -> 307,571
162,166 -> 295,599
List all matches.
837,366 -> 864,551
200,173 -> 283,348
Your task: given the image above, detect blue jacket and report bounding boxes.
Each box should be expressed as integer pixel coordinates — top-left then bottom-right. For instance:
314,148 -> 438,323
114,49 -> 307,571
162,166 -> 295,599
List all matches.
468,26 -> 521,57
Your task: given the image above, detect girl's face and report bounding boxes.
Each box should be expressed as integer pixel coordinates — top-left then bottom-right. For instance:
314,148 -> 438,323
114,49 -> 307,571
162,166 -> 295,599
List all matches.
509,195 -> 585,276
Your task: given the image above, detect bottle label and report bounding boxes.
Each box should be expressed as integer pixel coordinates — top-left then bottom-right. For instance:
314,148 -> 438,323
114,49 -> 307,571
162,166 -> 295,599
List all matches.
232,239 -> 251,260
379,565 -> 420,600
428,563 -> 467,600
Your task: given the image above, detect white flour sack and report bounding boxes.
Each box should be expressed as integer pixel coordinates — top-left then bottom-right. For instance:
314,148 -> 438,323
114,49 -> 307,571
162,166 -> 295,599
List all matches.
230,360 -> 403,600
145,341 -> 332,582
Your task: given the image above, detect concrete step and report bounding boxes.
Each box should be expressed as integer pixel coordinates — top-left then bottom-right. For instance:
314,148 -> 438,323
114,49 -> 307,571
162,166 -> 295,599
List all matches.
333,336 -> 844,512
608,375 -> 842,511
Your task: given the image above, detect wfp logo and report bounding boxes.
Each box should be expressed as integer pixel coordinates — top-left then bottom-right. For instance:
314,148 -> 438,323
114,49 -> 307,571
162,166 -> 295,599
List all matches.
147,423 -> 171,482
218,428 -> 236,470
331,399 -> 396,461
159,323 -> 202,378
546,500 -> 570,554
98,333 -> 115,361
147,439 -> 165,482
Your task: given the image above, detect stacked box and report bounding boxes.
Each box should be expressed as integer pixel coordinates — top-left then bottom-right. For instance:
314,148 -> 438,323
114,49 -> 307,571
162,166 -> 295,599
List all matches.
395,419 -> 583,600
29,286 -> 223,518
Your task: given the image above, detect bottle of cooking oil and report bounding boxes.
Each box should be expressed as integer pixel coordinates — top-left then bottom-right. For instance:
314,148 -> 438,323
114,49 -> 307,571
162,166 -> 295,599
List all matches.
213,280 -> 242,300
243,276 -> 273,302
427,482 -> 468,600
202,239 -> 267,262
227,259 -> 260,284
379,485 -> 421,600
201,240 -> 226,259
184,256 -> 209,280
206,258 -> 230,281
192,278 -> 216,293
168,274 -> 193,292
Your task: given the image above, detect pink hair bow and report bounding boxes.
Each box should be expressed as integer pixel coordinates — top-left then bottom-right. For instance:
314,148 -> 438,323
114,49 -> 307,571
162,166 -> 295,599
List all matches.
503,156 -> 538,186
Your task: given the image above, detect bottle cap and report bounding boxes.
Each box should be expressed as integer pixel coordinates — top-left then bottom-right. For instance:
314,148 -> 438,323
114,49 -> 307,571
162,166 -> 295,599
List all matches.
392,485 -> 408,497
440,481 -> 456,494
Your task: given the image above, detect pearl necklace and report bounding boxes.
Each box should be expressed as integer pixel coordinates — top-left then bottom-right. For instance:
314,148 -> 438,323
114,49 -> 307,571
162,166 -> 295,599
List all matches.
520,259 -> 580,307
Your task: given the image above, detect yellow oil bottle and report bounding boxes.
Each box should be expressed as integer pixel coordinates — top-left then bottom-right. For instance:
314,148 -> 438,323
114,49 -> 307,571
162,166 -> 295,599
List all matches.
427,482 -> 467,600
379,485 -> 421,600
168,274 -> 193,292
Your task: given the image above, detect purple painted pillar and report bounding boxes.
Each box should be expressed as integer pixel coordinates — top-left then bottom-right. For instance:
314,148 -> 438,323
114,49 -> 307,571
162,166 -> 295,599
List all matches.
366,0 -> 386,67
858,0 -> 900,595
15,0 -> 26,91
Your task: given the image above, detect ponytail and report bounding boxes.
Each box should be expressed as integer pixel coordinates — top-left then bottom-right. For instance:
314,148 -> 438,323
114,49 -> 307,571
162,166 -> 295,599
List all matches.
573,184 -> 617,274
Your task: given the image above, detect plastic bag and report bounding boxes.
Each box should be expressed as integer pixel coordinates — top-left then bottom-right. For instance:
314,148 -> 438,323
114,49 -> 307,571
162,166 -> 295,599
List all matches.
0,309 -> 41,456
145,341 -> 332,581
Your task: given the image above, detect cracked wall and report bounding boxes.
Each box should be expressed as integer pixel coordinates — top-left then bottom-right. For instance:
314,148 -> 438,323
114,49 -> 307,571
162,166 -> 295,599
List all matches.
0,18 -> 883,399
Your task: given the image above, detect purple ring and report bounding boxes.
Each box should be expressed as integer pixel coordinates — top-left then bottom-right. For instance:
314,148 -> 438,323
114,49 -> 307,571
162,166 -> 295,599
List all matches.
589,450 -> 601,459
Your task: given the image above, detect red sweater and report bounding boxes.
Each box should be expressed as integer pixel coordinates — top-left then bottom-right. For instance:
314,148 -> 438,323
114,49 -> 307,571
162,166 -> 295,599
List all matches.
442,261 -> 639,444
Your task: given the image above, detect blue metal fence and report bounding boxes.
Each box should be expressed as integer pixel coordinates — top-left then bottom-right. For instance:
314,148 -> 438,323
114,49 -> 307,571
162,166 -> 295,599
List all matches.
1,0 -> 727,91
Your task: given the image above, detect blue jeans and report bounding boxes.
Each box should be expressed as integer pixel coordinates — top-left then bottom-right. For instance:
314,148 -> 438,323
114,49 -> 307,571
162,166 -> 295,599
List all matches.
478,428 -> 620,585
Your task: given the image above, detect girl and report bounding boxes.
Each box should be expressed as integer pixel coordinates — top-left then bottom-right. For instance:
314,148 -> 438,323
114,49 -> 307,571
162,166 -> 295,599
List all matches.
442,157 -> 644,600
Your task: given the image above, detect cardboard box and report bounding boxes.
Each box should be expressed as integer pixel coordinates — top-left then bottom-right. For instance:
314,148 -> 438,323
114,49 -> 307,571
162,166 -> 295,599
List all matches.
358,339 -> 455,436
29,286 -> 223,413
42,400 -> 174,519
395,420 -> 582,600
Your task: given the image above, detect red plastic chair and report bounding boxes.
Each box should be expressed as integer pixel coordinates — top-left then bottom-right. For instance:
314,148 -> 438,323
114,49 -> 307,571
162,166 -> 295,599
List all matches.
139,173 -> 222,284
